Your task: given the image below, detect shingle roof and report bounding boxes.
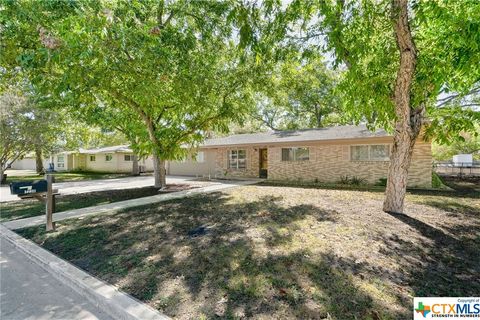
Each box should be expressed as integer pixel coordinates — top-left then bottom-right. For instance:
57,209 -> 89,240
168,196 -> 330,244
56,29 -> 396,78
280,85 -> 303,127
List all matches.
202,125 -> 390,147
79,145 -> 132,154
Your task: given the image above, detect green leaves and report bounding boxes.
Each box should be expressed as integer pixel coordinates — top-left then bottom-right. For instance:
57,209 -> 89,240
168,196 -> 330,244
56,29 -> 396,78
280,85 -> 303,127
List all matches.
426,105 -> 480,145
1,0 -> 258,161
287,0 -> 480,139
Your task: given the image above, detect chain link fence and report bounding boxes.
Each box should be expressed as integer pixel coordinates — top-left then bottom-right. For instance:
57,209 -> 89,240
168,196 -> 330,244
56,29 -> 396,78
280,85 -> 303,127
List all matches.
434,161 -> 480,176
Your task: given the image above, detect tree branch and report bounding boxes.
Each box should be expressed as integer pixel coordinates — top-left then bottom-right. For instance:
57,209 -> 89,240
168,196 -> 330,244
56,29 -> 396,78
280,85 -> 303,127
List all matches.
123,48 -> 134,61
286,32 -> 326,41
391,0 -> 420,137
155,105 -> 176,123
163,12 -> 174,27
157,0 -> 164,26
436,87 -> 480,108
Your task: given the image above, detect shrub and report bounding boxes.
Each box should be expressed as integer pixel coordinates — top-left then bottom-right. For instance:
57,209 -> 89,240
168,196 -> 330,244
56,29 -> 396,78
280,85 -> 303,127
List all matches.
375,177 -> 387,187
338,175 -> 351,184
338,175 -> 366,186
349,176 -> 366,186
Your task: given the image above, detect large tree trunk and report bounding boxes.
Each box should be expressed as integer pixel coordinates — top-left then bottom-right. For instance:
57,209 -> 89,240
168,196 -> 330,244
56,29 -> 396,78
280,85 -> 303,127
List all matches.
142,115 -> 167,189
0,165 -> 5,185
122,96 -> 167,189
35,147 -> 44,174
132,154 -> 140,176
152,153 -> 166,189
383,0 -> 422,213
383,129 -> 417,213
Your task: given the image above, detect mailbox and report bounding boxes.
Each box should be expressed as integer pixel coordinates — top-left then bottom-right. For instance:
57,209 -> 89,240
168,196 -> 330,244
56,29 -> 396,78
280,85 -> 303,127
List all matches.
10,180 -> 48,195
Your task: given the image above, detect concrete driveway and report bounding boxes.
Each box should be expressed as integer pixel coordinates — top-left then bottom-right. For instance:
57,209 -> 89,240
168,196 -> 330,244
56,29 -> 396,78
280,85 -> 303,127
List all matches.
3,169 -> 37,177
0,175 -> 211,202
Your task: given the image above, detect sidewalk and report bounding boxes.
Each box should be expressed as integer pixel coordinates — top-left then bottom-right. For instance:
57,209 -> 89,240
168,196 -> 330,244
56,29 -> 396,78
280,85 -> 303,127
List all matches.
0,237 -> 114,320
3,179 -> 258,230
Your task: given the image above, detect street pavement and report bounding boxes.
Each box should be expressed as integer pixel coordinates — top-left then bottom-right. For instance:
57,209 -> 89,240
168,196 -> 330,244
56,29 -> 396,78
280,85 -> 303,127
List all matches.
0,238 -> 114,320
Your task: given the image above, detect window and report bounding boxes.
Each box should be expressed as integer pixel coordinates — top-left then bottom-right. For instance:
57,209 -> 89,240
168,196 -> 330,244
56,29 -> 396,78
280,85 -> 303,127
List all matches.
281,148 -> 310,161
196,151 -> 205,163
57,155 -> 65,168
351,145 -> 369,161
124,154 -> 133,161
228,150 -> 246,169
351,145 -> 390,161
105,154 -> 113,162
89,155 -> 96,162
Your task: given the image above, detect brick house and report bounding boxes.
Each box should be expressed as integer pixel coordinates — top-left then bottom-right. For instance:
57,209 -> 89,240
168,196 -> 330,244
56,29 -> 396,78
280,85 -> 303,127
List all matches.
169,125 -> 432,187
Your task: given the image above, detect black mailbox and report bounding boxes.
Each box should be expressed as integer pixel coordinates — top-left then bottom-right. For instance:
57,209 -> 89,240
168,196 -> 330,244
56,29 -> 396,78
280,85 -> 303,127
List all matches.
10,180 -> 48,195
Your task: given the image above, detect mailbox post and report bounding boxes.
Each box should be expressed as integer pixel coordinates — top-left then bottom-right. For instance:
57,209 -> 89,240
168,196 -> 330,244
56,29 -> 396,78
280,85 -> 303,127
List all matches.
45,174 -> 55,231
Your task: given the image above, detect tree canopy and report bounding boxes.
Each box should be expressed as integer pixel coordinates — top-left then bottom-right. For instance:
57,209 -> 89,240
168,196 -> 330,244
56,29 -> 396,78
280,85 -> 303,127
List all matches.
1,0 -> 479,209
2,0 -> 260,187
0,80 -> 127,174
237,0 -> 480,212
254,54 -> 343,130
0,88 -> 32,177
432,127 -> 480,161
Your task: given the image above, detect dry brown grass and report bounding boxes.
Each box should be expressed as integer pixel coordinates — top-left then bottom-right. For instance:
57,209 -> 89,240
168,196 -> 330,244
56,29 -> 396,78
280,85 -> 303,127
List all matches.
19,185 -> 480,319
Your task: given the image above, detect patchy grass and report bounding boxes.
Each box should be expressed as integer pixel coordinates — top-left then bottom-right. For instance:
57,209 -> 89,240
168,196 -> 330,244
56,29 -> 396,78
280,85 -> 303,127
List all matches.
0,184 -> 194,222
5,171 -> 133,184
18,185 -> 479,319
440,175 -> 480,194
261,179 -> 387,192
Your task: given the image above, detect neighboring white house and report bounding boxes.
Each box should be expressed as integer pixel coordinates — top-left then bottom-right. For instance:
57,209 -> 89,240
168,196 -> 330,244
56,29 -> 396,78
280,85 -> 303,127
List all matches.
49,145 -> 213,176
10,152 -> 49,171
10,146 -> 156,174
55,146 -> 155,173
80,145 -> 154,173
9,147 -> 212,176
48,151 -> 77,171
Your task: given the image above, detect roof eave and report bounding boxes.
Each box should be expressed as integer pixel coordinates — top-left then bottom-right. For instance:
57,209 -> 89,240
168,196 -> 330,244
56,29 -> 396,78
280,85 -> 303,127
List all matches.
199,135 -> 393,149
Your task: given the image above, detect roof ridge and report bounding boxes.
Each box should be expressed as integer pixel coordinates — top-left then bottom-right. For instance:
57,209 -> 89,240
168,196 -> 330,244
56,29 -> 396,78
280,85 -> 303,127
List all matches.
209,124 -> 365,139
202,124 -> 388,147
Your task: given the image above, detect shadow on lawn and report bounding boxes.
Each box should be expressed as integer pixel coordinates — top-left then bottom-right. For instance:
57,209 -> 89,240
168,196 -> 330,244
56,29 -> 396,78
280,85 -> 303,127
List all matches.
19,192 -> 399,319
419,199 -> 479,218
259,179 -> 480,198
382,211 -> 480,300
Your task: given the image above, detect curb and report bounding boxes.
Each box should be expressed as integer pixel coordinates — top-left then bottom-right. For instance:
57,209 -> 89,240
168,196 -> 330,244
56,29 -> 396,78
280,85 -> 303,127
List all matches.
0,225 -> 169,320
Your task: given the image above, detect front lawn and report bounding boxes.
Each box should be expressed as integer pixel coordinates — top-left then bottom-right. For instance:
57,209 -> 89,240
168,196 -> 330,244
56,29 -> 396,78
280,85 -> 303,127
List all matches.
4,171 -> 132,184
18,185 -> 479,319
0,185 -> 194,222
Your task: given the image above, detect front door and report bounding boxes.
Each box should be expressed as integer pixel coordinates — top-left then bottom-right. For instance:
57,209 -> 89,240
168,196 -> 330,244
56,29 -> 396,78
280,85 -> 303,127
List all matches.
259,148 -> 268,178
